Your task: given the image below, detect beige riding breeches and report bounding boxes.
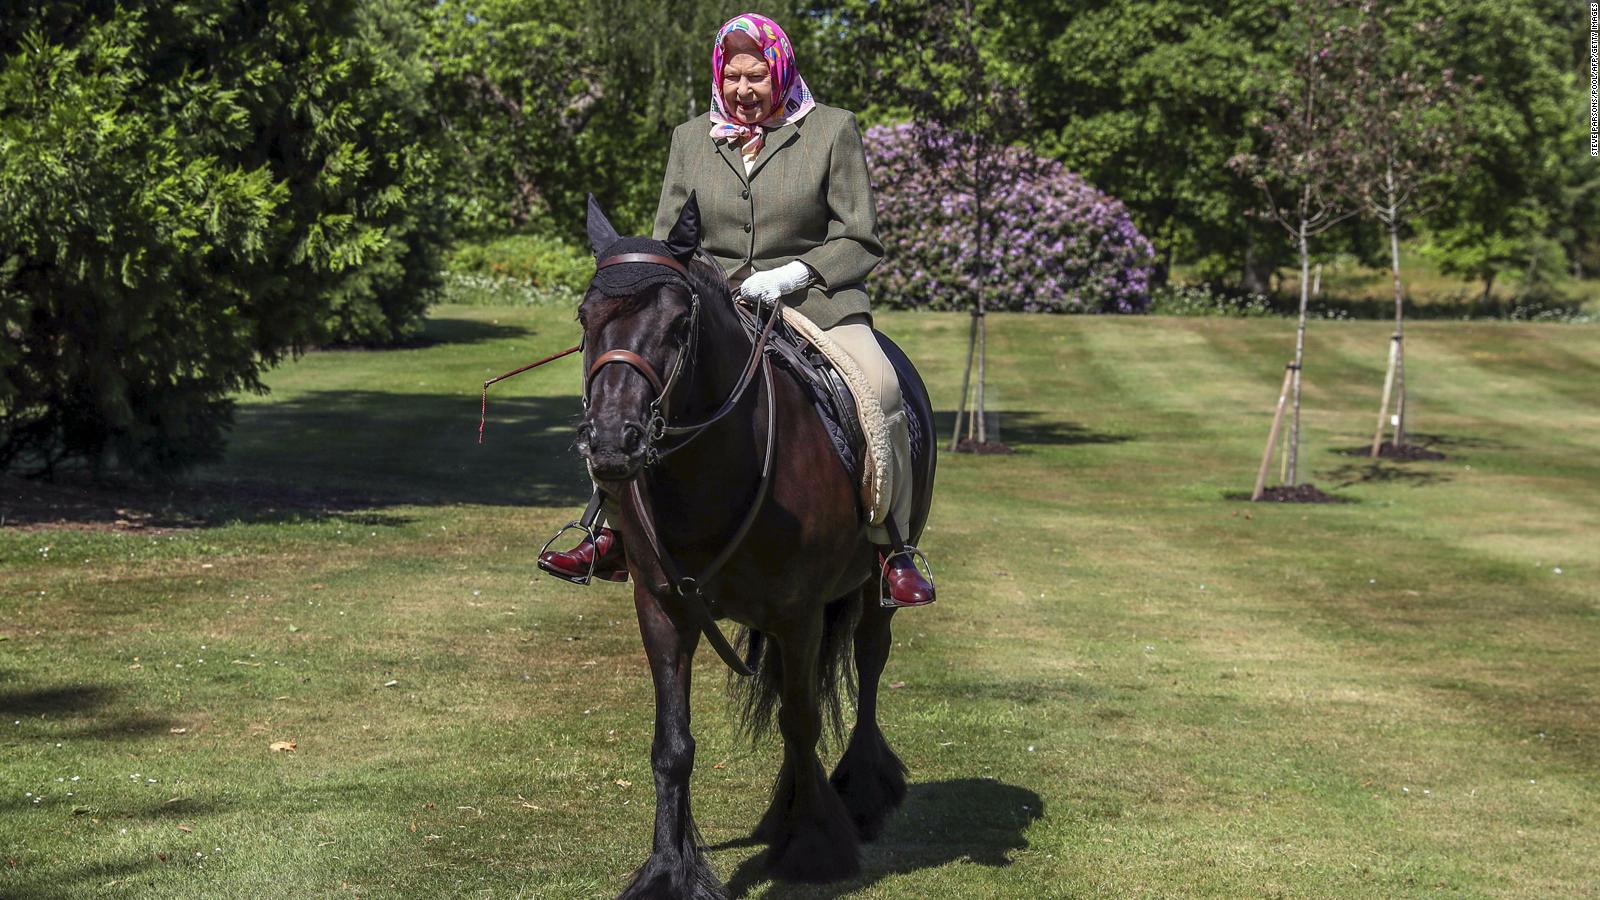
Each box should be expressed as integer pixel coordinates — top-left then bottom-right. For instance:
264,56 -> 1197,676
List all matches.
819,313 -> 913,546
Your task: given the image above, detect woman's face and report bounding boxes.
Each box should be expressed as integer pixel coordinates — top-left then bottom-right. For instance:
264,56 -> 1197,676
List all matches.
720,35 -> 773,125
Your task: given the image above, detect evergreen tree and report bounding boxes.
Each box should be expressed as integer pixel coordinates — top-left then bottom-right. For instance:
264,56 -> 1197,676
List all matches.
0,0 -> 448,474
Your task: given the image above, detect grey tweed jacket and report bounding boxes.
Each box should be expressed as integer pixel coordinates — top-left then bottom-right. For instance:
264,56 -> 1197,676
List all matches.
652,103 -> 884,329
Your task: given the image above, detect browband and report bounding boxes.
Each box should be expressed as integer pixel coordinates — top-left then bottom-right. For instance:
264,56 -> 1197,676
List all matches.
595,252 -> 690,278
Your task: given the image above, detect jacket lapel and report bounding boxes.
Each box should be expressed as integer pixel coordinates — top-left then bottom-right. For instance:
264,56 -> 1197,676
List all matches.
714,137 -> 748,185
748,118 -> 803,181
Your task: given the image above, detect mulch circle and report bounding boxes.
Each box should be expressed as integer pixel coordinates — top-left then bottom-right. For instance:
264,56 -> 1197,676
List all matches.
952,440 -> 1016,455
1336,443 -> 1447,461
1248,483 -> 1351,504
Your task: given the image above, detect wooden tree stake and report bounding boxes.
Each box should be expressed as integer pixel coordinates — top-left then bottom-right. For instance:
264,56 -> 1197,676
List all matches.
1253,363 -> 1297,501
947,311 -> 977,451
1369,333 -> 1400,457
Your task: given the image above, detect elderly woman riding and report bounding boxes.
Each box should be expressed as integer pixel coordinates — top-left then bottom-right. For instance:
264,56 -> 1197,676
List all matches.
540,13 -> 934,607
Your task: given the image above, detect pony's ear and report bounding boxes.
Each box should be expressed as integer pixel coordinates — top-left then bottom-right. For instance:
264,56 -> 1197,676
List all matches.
586,193 -> 621,257
663,192 -> 701,262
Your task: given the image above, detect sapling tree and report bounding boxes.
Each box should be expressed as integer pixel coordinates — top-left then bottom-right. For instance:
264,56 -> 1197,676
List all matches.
840,0 -> 1035,451
1229,0 -> 1362,490
1339,2 -> 1476,454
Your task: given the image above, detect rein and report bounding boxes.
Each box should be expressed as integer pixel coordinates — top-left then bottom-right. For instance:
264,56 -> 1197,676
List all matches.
476,250 -> 778,676
583,253 -> 779,676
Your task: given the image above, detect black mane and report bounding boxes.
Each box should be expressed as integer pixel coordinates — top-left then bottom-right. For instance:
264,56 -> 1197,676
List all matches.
685,249 -> 732,306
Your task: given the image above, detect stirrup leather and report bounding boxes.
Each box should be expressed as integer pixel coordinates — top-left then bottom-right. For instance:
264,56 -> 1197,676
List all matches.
879,544 -> 936,609
537,520 -> 603,586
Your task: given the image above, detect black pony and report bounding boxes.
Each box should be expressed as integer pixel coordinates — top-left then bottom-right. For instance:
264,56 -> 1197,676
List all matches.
576,193 -> 936,898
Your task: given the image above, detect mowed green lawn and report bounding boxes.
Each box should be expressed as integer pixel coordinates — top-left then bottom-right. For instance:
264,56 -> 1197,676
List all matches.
3,305 -> 1598,898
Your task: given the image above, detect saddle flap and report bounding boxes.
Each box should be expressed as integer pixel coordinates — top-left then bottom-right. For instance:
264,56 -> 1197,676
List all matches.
732,301 -> 870,506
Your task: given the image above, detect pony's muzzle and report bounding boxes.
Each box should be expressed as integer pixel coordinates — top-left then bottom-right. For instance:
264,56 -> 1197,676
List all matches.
579,418 -> 649,481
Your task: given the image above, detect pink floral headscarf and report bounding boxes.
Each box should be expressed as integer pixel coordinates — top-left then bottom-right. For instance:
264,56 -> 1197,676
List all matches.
708,13 -> 815,155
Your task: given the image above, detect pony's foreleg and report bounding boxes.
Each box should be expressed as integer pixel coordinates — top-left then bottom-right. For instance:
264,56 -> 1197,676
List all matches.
829,591 -> 908,840
763,617 -> 861,883
617,585 -> 727,900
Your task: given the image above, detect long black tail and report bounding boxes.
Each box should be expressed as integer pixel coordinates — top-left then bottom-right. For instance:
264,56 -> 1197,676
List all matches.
729,593 -> 860,749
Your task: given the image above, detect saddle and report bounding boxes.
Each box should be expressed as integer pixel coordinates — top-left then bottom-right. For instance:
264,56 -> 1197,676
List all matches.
731,299 -> 889,524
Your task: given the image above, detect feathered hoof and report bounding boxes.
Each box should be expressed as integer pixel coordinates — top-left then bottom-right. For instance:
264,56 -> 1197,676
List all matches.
829,726 -> 908,841
766,797 -> 862,884
617,849 -> 728,900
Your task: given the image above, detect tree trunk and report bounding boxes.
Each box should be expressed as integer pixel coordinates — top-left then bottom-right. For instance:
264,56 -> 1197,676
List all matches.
1243,230 -> 1268,294
1253,364 -> 1297,501
1288,219 -> 1310,486
1370,334 -> 1399,457
966,129 -> 979,445
1387,193 -> 1407,447
948,313 -> 976,451
975,310 -> 987,443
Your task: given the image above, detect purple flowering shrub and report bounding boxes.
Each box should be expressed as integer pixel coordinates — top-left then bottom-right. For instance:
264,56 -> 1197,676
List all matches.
863,123 -> 1156,313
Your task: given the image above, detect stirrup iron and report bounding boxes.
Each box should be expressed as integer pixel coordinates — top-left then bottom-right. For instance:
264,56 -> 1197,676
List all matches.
879,543 -> 935,608
537,520 -> 602,586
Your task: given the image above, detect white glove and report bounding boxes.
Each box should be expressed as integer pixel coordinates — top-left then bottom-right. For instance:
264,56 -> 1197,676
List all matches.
739,261 -> 814,304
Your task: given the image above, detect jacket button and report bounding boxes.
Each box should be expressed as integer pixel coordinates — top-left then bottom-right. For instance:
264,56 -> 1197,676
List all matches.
741,189 -> 750,200
743,222 -> 752,233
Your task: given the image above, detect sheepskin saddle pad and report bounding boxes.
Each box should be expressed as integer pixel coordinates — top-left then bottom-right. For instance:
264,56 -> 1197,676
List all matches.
732,300 -> 894,526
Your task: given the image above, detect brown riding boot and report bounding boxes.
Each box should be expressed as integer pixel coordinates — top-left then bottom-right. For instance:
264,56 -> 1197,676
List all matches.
878,548 -> 935,607
539,527 -> 629,583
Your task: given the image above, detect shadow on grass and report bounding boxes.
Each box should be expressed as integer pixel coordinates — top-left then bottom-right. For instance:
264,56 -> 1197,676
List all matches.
930,411 -> 1132,450
723,777 -> 1043,898
0,684 -> 114,716
0,681 -> 176,740
3,797 -> 235,897
1400,431 -> 1513,452
4,857 -> 157,900
2,391 -> 595,529
226,390 -> 592,509
322,314 -> 537,350
1318,461 -> 1454,489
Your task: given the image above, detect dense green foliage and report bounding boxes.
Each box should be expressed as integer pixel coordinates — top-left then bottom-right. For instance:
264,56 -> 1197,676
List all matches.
0,0 -> 447,474
425,0 -> 815,238
425,0 -> 1594,294
444,233 -> 593,295
819,0 -> 1593,291
1,0 -> 1593,476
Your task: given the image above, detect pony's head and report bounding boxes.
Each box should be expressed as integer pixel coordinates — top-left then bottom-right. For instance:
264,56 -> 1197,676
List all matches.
576,193 -> 711,482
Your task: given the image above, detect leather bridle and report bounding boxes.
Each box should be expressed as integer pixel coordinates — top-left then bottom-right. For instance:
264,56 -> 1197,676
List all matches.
584,252 -> 781,464
583,251 -> 782,676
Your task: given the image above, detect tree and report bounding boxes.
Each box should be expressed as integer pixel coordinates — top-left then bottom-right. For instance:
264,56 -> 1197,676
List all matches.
426,0 -> 814,238
1412,0 -> 1581,303
1230,0 -> 1362,492
0,0 -> 447,475
863,122 -> 1156,315
1338,1 -> 1475,454
1015,0 -> 1293,290
822,0 -> 1035,451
